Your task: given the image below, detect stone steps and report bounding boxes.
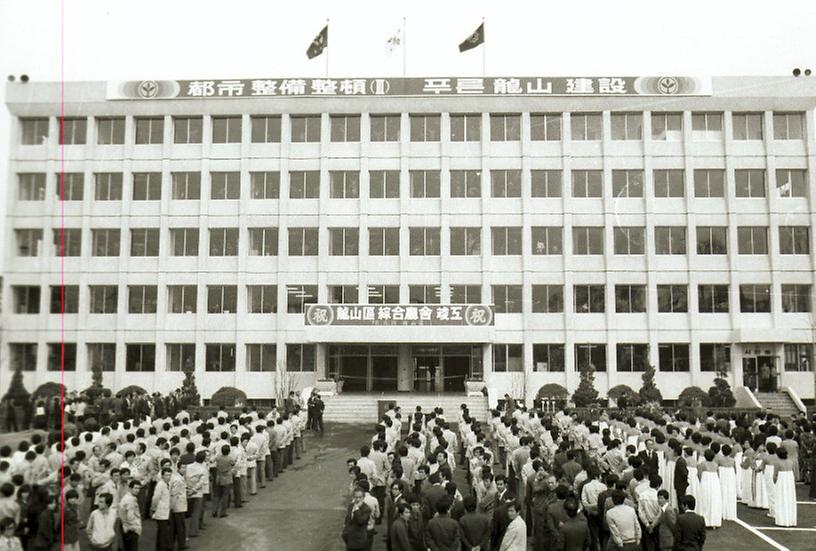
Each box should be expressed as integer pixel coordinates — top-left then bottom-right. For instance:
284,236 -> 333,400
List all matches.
323,394 -> 489,424
754,392 -> 801,417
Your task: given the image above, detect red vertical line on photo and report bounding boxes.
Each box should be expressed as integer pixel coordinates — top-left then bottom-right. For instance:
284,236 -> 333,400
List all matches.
59,0 -> 66,547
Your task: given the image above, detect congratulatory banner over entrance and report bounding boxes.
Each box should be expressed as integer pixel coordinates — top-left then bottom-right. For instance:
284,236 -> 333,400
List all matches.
305,304 -> 495,327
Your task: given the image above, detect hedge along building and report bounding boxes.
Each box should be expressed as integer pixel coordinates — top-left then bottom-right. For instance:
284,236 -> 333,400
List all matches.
2,75 -> 816,408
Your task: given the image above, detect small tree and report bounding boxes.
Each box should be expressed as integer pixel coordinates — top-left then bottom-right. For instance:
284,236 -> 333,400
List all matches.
179,365 -> 200,408
708,365 -> 736,407
639,364 -> 663,404
2,363 -> 30,407
678,386 -> 711,408
572,363 -> 599,407
211,386 -> 247,408
608,384 -> 641,408
84,361 -> 107,403
273,368 -> 301,411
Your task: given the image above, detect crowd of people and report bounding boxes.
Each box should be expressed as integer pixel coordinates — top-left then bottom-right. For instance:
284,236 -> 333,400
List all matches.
342,399 -> 816,551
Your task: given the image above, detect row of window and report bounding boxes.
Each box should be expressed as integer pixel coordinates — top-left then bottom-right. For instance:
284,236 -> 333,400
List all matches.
17,168 -> 811,201
9,282 -> 812,315
15,225 -> 812,258
20,112 -> 807,145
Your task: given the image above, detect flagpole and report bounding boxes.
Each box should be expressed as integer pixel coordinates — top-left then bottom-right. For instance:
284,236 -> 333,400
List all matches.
481,17 -> 486,78
402,17 -> 407,78
325,18 -> 329,78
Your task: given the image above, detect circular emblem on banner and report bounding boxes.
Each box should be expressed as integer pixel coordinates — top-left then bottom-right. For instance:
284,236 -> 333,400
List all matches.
657,76 -> 679,95
306,304 -> 333,326
138,80 -> 159,99
464,305 -> 492,326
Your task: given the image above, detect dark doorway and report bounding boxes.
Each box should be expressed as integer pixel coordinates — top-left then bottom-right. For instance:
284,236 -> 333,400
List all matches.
341,356 -> 368,392
742,358 -> 758,392
757,356 -> 777,391
443,356 -> 470,392
414,355 -> 439,392
372,356 -> 398,391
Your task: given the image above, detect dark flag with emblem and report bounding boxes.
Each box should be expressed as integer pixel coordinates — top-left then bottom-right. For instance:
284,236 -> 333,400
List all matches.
306,25 -> 328,59
458,22 -> 484,52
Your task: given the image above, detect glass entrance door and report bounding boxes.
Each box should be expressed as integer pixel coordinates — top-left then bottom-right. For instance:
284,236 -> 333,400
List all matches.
414,355 -> 439,392
341,356 -> 368,392
757,356 -> 778,391
371,354 -> 398,391
742,357 -> 758,391
443,356 -> 469,392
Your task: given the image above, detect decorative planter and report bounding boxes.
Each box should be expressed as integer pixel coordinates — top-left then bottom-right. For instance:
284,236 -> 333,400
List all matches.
465,380 -> 485,396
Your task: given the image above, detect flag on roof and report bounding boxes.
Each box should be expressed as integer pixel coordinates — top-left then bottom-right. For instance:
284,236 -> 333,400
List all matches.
306,25 -> 328,59
458,22 -> 484,52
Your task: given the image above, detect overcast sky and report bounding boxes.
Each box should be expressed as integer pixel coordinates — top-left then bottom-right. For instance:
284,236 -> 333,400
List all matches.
1,0 -> 815,271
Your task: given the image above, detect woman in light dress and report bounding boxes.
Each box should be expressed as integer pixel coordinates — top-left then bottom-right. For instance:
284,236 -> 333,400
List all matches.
739,440 -> 756,507
772,448 -> 797,527
684,447 -> 700,502
761,441 -> 779,518
663,443 -> 677,509
752,442 -> 770,510
717,444 -> 738,520
698,449 -> 723,528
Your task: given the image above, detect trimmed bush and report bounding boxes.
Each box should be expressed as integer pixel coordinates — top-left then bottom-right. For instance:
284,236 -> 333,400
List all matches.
572,364 -> 599,407
678,386 -> 711,408
537,383 -> 569,400
639,364 -> 663,404
31,382 -> 66,404
2,365 -> 30,406
608,384 -> 641,407
116,385 -> 148,398
210,386 -> 247,408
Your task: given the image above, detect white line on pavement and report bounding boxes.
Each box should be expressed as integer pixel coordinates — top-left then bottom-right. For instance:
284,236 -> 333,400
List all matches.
732,518 -> 789,551
758,527 -> 816,532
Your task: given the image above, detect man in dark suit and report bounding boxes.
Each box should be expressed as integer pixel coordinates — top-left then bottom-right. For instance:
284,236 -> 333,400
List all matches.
490,475 -> 516,550
654,490 -> 677,551
638,439 -> 660,478
675,495 -> 706,551
343,488 -> 372,551
458,496 -> 489,551
559,496 -> 590,551
426,496 -> 461,551
422,470 -> 450,521
672,444 -> 689,501
390,502 -> 414,551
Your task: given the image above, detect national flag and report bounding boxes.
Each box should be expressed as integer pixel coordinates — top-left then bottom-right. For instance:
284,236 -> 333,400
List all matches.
306,25 -> 328,59
386,29 -> 401,56
458,22 -> 484,53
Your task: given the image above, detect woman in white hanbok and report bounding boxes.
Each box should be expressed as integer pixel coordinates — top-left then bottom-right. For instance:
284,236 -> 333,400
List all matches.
698,449 -> 723,528
739,442 -> 756,507
772,449 -> 797,527
761,442 -> 779,518
753,444 -> 770,510
663,445 -> 677,509
684,447 -> 700,502
717,444 -> 738,520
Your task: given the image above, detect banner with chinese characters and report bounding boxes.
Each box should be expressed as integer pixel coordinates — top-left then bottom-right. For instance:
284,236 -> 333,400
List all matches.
304,304 -> 495,326
107,76 -> 711,100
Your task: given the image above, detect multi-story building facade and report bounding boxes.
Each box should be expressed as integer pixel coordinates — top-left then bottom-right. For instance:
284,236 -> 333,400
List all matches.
2,75 -> 815,404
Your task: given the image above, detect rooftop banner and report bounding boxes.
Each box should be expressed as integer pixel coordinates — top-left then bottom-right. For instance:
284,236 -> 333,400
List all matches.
107,76 -> 711,100
304,304 -> 495,327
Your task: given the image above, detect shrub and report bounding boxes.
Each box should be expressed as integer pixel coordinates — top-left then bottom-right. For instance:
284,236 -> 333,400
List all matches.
115,385 -> 148,398
210,386 -> 247,408
179,366 -> 200,408
708,370 -> 736,407
608,384 -> 641,408
678,386 -> 711,408
572,364 -> 599,407
2,364 -> 30,406
639,364 -> 663,404
537,383 -> 569,401
31,382 -> 66,404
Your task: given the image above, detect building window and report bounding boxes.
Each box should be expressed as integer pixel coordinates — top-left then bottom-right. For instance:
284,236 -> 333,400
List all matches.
531,226 -> 562,255
700,343 -> 730,372
59,118 -> 87,145
133,173 -> 162,200
570,113 -> 602,140
735,169 -> 765,198
130,228 -> 160,256
572,227 -> 604,255
55,173 -> 84,201
737,226 -> 768,255
490,113 -> 521,141
612,170 -> 643,198
128,285 -> 157,314
572,170 -> 603,198
368,285 -> 399,304
53,228 -> 81,257
611,113 -> 642,140
207,285 -> 238,313
48,343 -> 76,371
168,285 -> 197,314
490,169 -> 521,198
450,113 -> 481,142
616,343 -> 648,372
369,170 -> 400,198
409,285 -> 441,304
493,344 -> 523,372
693,169 -> 725,197
209,227 -> 239,256
50,285 -> 79,314
449,227 -> 481,256
658,343 -> 689,372
530,113 -> 561,141
18,173 -> 46,201
773,113 -> 805,140
493,285 -> 523,313
135,117 -> 164,144
691,112 -> 723,140
329,171 -> 360,199
491,227 -> 522,255
409,170 -> 440,198
657,285 -> 688,313
739,284 -> 771,313
15,229 -> 43,257
328,285 -> 358,304
288,227 -> 319,256
286,344 -> 316,372
613,227 -> 645,255
126,344 -> 155,372
20,117 -> 49,145
409,227 -> 441,255
615,285 -> 647,313
530,170 -> 562,198
330,115 -> 361,142
572,285 -> 606,314
653,169 -> 684,198
533,344 -> 565,372
654,226 -> 686,255
250,115 -> 281,143
173,116 -> 203,144
92,229 -> 121,257
575,343 -> 606,372
166,343 -> 195,372
329,227 -> 359,256
171,172 -> 201,200
171,228 -> 199,256
12,286 -> 40,314
781,284 -> 811,313
450,170 -> 481,198
247,344 -> 277,372
97,117 -> 125,145
696,226 -> 728,255
369,227 -> 400,256
9,343 -> 37,371
698,285 -> 730,313
370,114 -> 400,142
409,114 -> 441,142
450,285 -> 480,304
286,285 -> 317,313
784,343 -> 812,372
210,172 -> 240,200
532,285 -> 563,313
248,227 -> 278,256
249,172 -> 280,199
247,285 -> 278,313
289,171 -> 320,199
732,113 -> 763,140
205,343 -> 236,372
291,115 -> 321,142
89,285 -> 118,314
779,226 -> 809,255
212,116 -> 242,143
651,113 -> 682,141
776,169 -> 807,198
94,172 -> 124,201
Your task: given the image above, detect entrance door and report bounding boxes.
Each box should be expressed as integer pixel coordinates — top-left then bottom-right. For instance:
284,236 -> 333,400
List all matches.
414,355 -> 439,392
757,356 -> 778,391
341,356 -> 368,392
742,357 -> 758,391
443,356 -> 470,392
371,356 -> 398,391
